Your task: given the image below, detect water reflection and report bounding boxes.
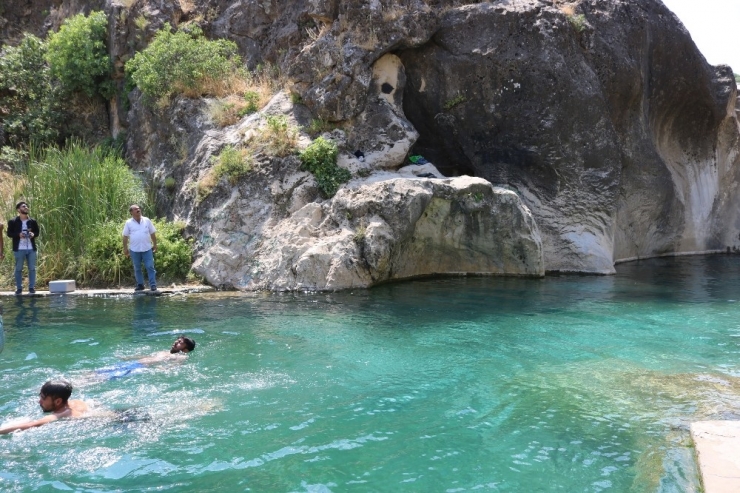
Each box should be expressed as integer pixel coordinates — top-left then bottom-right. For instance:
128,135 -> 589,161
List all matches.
131,295 -> 161,332
615,255 -> 740,303
13,296 -> 39,328
47,293 -> 78,311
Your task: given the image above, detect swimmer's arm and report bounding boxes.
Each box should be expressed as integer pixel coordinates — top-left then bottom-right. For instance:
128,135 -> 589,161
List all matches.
117,351 -> 168,365
118,354 -> 144,361
137,351 -> 180,365
135,355 -> 158,365
0,414 -> 58,434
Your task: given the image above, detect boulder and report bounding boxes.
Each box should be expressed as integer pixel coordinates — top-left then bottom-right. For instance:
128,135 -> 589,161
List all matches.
217,176 -> 544,291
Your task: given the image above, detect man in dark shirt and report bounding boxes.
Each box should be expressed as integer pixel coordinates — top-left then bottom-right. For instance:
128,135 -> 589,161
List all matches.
6,201 -> 40,295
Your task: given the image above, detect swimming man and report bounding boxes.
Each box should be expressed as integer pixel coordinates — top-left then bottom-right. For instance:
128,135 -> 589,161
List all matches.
94,336 -> 196,380
139,335 -> 196,364
0,380 -> 90,434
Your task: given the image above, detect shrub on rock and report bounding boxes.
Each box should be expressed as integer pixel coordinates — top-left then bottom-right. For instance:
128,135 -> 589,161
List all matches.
299,137 -> 349,198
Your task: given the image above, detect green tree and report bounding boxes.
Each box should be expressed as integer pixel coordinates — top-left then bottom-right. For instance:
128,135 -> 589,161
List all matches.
0,34 -> 63,146
46,11 -> 113,98
125,26 -> 244,103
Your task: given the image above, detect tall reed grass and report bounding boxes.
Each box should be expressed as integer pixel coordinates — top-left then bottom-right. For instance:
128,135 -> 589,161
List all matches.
25,141 -> 146,256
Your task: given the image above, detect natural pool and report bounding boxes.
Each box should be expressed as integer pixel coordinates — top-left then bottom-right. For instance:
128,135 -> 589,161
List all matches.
1,255 -> 740,492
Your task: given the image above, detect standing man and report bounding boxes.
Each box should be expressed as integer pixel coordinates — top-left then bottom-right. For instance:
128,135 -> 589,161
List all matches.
7,201 -> 39,295
0,222 -> 4,261
122,204 -> 157,292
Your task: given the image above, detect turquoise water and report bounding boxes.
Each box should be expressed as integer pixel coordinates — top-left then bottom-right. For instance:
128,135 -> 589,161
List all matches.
2,256 -> 740,492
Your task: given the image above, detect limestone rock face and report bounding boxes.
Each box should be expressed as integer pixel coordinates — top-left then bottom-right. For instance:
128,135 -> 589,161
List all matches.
115,0 -> 740,285
203,176 -> 543,291
338,54 -> 420,174
398,0 -> 740,272
399,3 -> 619,273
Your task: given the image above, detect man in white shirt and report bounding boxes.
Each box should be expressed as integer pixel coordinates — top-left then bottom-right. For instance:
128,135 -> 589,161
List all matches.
122,204 -> 158,292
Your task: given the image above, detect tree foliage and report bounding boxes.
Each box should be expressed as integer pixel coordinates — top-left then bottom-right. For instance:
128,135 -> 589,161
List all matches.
0,11 -> 113,149
46,11 -> 113,98
0,34 -> 63,146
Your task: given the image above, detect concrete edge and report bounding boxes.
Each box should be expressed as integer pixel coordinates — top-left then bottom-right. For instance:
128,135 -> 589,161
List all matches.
690,420 -> 740,493
0,285 -> 216,298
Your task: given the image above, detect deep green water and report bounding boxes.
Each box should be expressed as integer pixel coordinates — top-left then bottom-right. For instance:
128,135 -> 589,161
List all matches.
2,255 -> 740,492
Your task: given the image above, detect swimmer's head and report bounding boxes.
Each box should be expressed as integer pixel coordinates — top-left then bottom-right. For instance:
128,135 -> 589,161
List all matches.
39,380 -> 73,411
170,336 -> 196,353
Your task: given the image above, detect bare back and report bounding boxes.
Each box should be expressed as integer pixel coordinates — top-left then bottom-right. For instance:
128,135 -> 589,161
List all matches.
66,399 -> 89,417
52,399 -> 90,419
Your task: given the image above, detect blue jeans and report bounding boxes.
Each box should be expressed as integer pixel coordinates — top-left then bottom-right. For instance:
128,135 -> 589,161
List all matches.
130,249 -> 156,288
14,249 -> 37,291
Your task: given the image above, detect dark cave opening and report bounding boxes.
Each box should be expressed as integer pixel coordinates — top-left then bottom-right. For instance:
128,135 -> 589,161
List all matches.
395,49 -> 477,178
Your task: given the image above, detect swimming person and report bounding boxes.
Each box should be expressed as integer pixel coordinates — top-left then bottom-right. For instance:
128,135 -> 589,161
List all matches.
0,380 -> 90,434
94,336 -> 196,380
138,335 -> 196,364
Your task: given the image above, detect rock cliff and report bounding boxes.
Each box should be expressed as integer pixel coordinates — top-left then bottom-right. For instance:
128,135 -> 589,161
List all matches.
398,0 -> 740,272
1,0 -> 739,289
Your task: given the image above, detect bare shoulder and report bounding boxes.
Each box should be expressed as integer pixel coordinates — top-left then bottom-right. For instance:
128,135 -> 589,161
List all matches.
68,399 -> 90,417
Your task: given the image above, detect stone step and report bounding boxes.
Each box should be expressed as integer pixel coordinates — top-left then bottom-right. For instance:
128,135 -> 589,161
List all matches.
690,420 -> 740,493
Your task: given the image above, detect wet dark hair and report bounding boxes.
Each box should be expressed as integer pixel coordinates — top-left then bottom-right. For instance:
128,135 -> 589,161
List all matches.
16,201 -> 27,210
40,380 -> 73,402
181,337 -> 196,351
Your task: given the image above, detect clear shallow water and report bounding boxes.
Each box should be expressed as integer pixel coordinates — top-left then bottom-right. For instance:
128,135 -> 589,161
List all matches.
1,256 -> 740,492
